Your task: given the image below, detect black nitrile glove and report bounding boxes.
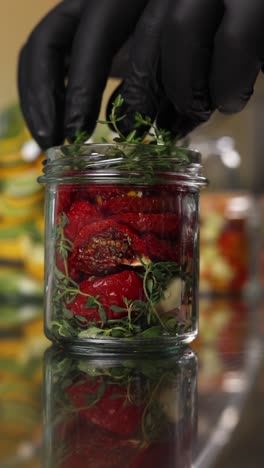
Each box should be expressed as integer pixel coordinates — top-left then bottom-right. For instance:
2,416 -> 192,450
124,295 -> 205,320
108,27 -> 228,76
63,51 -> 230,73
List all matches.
110,0 -> 264,137
18,0 -> 264,148
18,0 -> 148,148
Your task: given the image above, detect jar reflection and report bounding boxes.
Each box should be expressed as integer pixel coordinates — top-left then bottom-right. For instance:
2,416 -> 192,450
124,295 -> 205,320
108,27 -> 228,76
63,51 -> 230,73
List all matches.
43,347 -> 198,468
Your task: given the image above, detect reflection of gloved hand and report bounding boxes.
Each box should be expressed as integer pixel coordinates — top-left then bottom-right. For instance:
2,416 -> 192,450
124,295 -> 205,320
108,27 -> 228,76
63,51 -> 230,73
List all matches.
18,0 -> 264,149
18,0 -> 148,148
114,0 -> 264,137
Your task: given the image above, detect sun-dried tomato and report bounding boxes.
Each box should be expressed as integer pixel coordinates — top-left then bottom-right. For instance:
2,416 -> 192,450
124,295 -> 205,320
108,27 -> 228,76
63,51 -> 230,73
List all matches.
104,195 -> 178,215
70,270 -> 144,320
143,234 -> 180,262
71,219 -> 149,275
112,213 -> 180,238
64,200 -> 99,241
55,184 -> 76,221
67,378 -> 143,436
86,185 -> 128,206
131,442 -> 179,468
59,417 -> 138,468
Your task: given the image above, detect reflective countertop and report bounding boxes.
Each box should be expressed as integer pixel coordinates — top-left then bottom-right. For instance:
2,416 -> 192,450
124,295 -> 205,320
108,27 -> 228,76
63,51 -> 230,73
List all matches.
0,297 -> 263,468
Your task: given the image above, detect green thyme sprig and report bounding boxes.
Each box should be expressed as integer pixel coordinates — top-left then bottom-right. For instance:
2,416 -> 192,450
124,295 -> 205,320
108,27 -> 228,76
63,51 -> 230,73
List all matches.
142,261 -> 182,304
68,96 -> 176,146
71,95 -> 182,147
98,94 -> 140,143
51,260 -> 193,340
134,111 -> 173,145
53,267 -> 107,325
55,213 -> 73,276
141,372 -> 170,442
74,129 -> 89,144
61,95 -> 190,185
98,94 -> 174,146
141,261 -> 183,330
64,129 -> 90,159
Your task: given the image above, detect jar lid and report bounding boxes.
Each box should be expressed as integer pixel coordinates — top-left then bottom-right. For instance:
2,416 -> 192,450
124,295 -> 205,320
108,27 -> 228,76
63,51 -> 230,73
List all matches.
39,143 -> 208,187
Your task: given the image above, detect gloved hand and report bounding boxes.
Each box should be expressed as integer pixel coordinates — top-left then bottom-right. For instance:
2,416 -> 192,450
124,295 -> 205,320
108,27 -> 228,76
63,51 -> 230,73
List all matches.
114,0 -> 264,137
18,0 -> 264,149
18,0 -> 148,148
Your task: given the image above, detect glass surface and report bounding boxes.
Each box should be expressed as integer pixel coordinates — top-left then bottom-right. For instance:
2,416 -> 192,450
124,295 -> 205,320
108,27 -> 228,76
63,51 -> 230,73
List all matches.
0,298 -> 262,468
40,144 -> 207,351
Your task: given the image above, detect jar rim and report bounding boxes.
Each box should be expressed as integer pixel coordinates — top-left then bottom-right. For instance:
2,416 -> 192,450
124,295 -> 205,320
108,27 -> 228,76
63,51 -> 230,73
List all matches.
40,143 -> 208,187
46,142 -> 201,164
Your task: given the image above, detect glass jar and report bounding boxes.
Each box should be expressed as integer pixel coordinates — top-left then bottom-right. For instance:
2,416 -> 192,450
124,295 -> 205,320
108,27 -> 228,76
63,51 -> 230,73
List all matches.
43,346 -> 198,468
39,143 -> 207,352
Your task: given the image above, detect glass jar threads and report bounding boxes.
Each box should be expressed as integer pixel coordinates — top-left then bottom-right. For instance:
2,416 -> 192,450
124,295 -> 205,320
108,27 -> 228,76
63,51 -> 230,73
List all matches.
39,143 -> 207,352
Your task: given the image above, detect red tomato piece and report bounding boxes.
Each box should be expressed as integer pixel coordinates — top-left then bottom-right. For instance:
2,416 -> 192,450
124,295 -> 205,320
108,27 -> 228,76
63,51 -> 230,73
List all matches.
70,270 -> 144,320
58,417 -> 137,468
217,221 -> 249,290
218,222 -> 248,262
71,219 -> 149,275
67,378 -> 143,436
131,442 -> 179,468
112,213 -> 180,238
55,184 -> 79,218
64,200 -> 99,241
86,185 -> 128,206
104,196 -> 178,214
143,234 -> 180,262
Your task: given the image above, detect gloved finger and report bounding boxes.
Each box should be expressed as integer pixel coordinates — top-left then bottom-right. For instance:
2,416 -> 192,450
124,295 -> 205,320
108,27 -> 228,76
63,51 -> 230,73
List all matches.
18,0 -> 86,149
110,39 -> 132,78
156,98 -> 212,138
210,0 -> 264,113
106,0 -> 170,137
161,0 -> 223,118
107,84 -> 212,139
64,0 -> 148,141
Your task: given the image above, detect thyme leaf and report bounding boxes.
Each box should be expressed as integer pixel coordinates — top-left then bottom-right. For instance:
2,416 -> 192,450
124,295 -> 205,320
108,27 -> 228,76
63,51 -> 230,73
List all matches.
55,212 -> 73,277
51,260 -> 193,340
99,94 -> 174,145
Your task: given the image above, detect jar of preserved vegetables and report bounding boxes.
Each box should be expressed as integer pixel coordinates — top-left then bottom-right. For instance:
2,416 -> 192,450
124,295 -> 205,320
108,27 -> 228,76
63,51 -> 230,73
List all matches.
39,143 -> 207,352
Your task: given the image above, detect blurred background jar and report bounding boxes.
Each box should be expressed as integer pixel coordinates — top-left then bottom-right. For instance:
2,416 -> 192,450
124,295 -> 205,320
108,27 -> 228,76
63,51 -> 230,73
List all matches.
190,119 -> 263,298
199,192 -> 254,295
